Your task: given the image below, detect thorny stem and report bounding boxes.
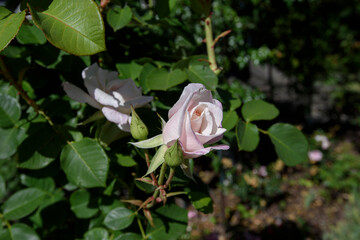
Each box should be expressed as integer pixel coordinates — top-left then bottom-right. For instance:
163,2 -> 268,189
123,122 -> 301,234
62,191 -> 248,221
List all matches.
164,167 -> 175,189
204,16 -> 221,75
147,162 -> 168,208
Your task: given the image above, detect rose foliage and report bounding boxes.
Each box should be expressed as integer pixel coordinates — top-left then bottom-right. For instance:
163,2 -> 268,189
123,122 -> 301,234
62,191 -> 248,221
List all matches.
0,0 -> 308,239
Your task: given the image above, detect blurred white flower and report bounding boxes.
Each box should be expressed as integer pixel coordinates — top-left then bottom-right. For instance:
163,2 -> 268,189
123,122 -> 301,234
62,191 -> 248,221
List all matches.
258,166 -> 268,177
314,135 -> 330,150
63,63 -> 152,131
308,150 -> 323,162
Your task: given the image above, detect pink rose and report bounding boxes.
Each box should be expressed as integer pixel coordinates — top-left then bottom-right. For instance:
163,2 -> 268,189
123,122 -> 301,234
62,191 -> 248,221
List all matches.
63,63 -> 152,131
162,83 -> 229,158
308,150 -> 323,162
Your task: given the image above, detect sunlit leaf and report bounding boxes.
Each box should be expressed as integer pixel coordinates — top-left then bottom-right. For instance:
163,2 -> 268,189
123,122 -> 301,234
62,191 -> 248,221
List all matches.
103,207 -> 135,231
242,100 -> 279,122
107,6 -> 132,32
236,120 -> 260,151
0,7 -> 25,52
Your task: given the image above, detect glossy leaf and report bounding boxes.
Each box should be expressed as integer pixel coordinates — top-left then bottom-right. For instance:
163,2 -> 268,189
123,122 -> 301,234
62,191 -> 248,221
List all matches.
116,62 -> 143,80
61,138 -> 109,188
186,56 -> 218,91
242,100 -> 279,122
70,189 -> 99,219
0,7 -> 25,52
16,23 -> 47,45
28,0 -> 106,55
116,153 -> 137,167
236,120 -> 260,151
146,68 -> 187,91
145,144 -> 168,176
114,233 -> 142,240
103,207 -> 135,231
139,63 -> 157,93
1,223 -> 40,240
18,124 -> 63,169
0,127 -> 18,159
0,94 -> 21,128
268,123 -> 308,166
20,175 -> 55,192
230,98 -> 242,111
84,227 -> 108,240
3,188 -> 46,220
146,204 -> 188,240
107,6 -> 132,32
222,111 -> 239,131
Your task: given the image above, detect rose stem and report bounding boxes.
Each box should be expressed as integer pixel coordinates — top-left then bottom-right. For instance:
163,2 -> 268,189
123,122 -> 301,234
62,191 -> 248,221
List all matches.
204,16 -> 221,75
147,162 -> 168,208
136,212 -> 146,239
144,149 -> 159,187
164,168 -> 175,189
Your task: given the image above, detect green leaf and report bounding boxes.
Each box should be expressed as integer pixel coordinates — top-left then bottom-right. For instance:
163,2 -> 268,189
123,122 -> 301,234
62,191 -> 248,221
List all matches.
1,223 -> 40,240
268,123 -> 308,166
236,120 -> 260,152
28,0 -> 106,55
222,111 -> 239,131
242,100 -> 279,122
0,174 -> 5,200
0,94 -> 21,128
146,204 -> 188,240
103,207 -> 135,231
16,23 -> 47,45
107,6 -> 132,32
0,8 -> 25,52
84,227 -> 108,240
185,175 -> 213,213
230,99 -> 242,111
20,175 -> 55,192
0,127 -> 18,159
139,63 -> 157,93
145,68 -> 187,91
3,188 -> 46,220
145,144 -> 168,176
116,153 -> 137,167
186,56 -> 218,91
70,189 -> 99,219
114,233 -> 142,240
116,61 -> 143,80
18,124 -> 63,169
60,138 -> 109,188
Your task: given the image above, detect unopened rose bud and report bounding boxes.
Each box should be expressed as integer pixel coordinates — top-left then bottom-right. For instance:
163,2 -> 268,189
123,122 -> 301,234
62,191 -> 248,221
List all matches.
130,106 -> 148,141
164,140 -> 184,167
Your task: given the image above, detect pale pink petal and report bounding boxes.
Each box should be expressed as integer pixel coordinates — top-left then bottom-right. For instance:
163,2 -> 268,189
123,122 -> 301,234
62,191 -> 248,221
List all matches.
63,82 -> 101,109
168,83 -> 206,119
102,107 -> 130,126
94,88 -> 119,108
179,112 -> 204,152
199,109 -> 216,135
213,99 -> 223,110
195,127 -> 226,145
183,144 -> 229,159
163,90 -> 195,145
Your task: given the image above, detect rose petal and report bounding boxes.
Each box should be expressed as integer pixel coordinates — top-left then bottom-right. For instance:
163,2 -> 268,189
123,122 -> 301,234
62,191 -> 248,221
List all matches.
102,107 -> 130,126
179,112 -> 204,152
183,144 -> 229,159
195,127 -> 226,145
63,82 -> 101,109
115,79 -> 143,101
168,83 -> 208,119
163,90 -> 195,145
94,88 -> 119,108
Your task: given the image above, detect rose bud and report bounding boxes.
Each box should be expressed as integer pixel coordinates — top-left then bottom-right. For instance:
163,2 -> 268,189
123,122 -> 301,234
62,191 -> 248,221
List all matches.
164,139 -> 184,167
130,106 -> 148,141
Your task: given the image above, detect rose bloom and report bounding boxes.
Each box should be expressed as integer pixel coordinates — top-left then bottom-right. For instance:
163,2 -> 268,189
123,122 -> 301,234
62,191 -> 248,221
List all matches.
162,83 -> 229,158
63,63 -> 153,131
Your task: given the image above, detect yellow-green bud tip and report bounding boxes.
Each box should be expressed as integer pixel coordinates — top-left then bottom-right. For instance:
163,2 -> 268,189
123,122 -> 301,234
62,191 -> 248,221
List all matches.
130,106 -> 148,141
164,140 -> 184,168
